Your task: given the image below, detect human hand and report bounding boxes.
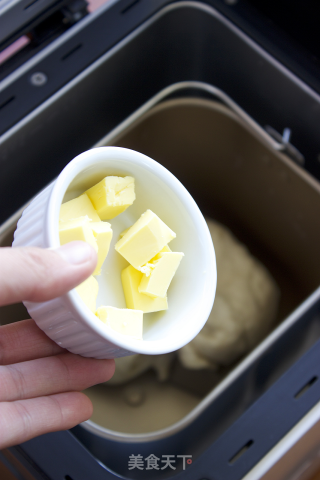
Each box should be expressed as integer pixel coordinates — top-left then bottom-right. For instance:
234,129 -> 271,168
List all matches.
0,242 -> 115,449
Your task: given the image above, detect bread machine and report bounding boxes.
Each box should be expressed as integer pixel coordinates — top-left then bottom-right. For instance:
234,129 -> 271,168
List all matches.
1,1 -> 320,479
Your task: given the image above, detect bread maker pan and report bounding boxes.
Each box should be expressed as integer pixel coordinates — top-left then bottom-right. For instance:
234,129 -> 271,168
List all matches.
1,81 -> 320,479
1,1 -> 320,480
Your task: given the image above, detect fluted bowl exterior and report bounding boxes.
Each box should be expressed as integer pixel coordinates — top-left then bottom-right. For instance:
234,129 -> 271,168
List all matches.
13,147 -> 216,359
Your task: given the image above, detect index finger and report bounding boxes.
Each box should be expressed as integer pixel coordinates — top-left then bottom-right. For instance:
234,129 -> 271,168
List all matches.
0,243 -> 97,307
0,319 -> 64,365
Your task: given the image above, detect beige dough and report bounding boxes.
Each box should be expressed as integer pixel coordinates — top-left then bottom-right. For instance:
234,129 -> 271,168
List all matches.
178,218 -> 280,369
108,352 -> 175,385
109,218 -> 280,383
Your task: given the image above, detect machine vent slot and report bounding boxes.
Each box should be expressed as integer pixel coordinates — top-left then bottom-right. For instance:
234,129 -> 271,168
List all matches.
61,44 -> 82,61
24,0 -> 40,10
121,0 -> 140,14
0,96 -> 15,111
229,440 -> 254,465
294,376 -> 318,399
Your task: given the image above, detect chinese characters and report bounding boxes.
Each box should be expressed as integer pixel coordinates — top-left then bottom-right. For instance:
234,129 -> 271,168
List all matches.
128,454 -> 192,470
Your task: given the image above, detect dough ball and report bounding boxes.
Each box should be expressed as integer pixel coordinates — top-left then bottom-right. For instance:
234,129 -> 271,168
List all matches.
107,352 -> 175,385
107,219 -> 280,383
178,219 -> 280,369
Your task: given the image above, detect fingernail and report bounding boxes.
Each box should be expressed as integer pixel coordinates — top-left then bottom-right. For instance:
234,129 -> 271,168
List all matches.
55,242 -> 94,265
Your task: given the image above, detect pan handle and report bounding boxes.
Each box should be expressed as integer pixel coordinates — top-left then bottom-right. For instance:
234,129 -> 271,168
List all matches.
6,321 -> 320,480
97,80 -> 304,166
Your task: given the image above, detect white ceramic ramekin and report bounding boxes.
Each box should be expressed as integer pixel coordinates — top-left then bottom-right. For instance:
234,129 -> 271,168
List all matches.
12,147 -> 216,358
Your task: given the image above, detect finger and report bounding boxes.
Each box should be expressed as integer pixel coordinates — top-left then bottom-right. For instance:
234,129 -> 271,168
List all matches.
0,242 -> 97,306
0,353 -> 115,401
0,392 -> 93,449
0,319 -> 65,366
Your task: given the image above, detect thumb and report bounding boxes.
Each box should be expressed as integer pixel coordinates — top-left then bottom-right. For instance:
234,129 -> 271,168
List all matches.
0,242 -> 97,306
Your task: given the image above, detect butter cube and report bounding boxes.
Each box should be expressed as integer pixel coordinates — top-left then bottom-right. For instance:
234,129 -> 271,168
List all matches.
139,252 -> 184,298
120,224 -> 172,251
90,222 -> 113,275
119,227 -> 130,238
120,230 -> 174,246
139,245 -> 172,276
59,217 -> 98,253
121,265 -> 168,313
60,193 -> 100,222
96,306 -> 143,339
115,210 -> 176,270
76,276 -> 99,312
86,176 -> 135,220
156,245 -> 172,254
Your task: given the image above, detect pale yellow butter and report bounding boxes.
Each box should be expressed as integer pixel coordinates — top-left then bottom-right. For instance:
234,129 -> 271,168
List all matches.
121,265 -> 168,313
138,252 -> 184,298
139,245 -> 172,276
86,176 -> 135,220
115,210 -> 176,270
76,276 -> 99,312
60,193 -> 100,222
154,244 -> 172,255
90,222 -> 113,275
119,226 -> 130,238
119,230 -> 173,247
59,216 -> 98,253
96,306 -> 143,340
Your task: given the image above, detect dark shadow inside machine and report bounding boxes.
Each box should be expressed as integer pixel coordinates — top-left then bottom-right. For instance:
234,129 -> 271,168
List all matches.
2,97 -> 320,444
79,97 -> 320,437
1,3 -> 320,478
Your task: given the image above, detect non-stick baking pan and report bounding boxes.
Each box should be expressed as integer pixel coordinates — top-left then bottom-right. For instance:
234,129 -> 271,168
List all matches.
1,83 -> 320,480
1,2 -> 320,480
